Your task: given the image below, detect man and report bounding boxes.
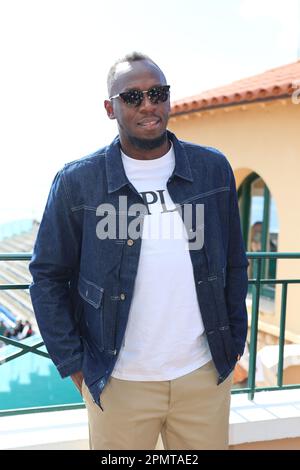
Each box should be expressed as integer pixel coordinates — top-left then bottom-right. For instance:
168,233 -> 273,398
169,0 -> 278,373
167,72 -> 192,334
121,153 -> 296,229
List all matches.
29,52 -> 248,450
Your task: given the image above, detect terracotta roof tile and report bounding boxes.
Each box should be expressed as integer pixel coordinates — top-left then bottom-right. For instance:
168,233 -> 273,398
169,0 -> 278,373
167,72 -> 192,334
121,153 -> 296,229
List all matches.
170,60 -> 300,115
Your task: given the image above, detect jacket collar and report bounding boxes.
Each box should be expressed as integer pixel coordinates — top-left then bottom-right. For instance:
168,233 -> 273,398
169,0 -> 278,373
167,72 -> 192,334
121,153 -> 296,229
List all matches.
105,130 -> 193,194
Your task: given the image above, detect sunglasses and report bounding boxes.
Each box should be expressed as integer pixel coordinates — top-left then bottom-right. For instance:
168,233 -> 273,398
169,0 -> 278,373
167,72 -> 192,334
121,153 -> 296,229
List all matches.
109,85 -> 170,107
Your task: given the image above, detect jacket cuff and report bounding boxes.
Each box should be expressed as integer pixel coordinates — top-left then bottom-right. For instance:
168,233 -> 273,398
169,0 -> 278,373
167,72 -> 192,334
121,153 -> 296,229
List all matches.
56,352 -> 84,378
235,340 -> 246,358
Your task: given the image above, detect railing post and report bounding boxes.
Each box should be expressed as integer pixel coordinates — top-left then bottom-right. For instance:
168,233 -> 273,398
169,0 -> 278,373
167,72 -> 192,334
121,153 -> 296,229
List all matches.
277,282 -> 288,387
248,257 -> 262,400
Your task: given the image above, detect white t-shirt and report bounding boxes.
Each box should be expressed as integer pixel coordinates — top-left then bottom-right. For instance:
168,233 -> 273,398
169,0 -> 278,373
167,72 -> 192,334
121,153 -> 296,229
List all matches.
111,142 -> 212,381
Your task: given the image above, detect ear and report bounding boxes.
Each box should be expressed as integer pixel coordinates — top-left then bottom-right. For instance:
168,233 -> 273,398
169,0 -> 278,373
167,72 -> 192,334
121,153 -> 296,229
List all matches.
166,94 -> 171,113
104,100 -> 115,120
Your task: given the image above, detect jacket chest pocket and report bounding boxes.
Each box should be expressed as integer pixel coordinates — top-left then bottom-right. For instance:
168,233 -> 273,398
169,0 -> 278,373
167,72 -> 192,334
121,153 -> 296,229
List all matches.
78,274 -> 104,352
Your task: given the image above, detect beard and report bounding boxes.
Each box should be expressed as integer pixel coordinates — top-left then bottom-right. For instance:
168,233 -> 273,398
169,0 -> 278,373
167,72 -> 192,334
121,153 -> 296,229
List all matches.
127,131 -> 168,151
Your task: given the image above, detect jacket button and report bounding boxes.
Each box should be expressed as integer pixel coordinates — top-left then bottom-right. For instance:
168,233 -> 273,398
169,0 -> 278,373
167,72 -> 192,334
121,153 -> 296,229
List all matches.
127,239 -> 134,246
120,293 -> 126,301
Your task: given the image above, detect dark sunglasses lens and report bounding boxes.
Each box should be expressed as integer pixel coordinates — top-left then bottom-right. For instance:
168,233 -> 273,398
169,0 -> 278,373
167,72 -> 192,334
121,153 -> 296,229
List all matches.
120,90 -> 143,106
120,86 -> 170,106
148,86 -> 170,103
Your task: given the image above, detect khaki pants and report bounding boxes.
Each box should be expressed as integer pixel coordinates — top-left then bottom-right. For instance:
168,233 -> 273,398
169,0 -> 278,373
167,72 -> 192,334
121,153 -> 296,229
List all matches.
82,360 -> 232,450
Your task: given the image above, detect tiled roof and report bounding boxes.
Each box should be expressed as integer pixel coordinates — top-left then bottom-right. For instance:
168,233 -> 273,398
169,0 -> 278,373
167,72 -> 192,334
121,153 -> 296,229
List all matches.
170,60 -> 300,116
0,222 -> 38,328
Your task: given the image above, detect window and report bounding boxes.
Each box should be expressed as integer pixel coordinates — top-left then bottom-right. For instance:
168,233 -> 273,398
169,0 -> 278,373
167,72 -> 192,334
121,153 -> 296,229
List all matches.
238,173 -> 279,299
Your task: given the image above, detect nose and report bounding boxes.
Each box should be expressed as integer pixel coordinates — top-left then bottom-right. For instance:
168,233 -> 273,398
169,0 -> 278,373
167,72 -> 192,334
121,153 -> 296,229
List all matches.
139,92 -> 157,111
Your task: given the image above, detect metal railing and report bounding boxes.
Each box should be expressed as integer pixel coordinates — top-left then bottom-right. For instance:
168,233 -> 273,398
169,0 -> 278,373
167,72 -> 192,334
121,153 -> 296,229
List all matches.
232,252 -> 300,400
1,252 -> 300,417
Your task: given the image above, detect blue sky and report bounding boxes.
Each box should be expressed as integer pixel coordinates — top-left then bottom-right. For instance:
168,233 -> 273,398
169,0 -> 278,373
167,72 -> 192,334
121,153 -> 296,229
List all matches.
0,0 -> 299,222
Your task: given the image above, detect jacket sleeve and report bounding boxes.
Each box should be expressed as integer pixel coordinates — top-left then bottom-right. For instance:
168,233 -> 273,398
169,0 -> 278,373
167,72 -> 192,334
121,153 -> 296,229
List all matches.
225,163 -> 249,357
29,169 -> 83,378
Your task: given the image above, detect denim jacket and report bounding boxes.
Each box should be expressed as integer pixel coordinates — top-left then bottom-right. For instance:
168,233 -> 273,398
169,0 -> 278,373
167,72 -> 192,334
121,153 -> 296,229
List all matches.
29,130 -> 249,409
